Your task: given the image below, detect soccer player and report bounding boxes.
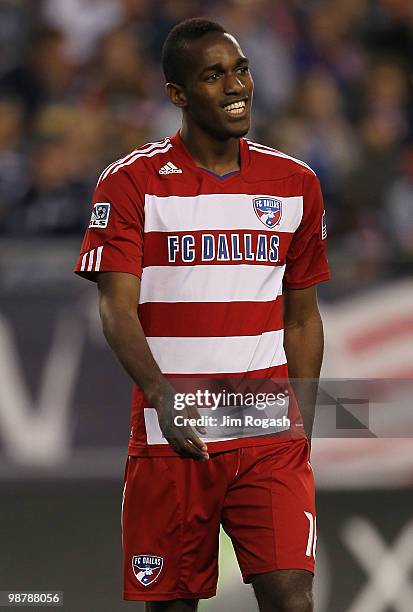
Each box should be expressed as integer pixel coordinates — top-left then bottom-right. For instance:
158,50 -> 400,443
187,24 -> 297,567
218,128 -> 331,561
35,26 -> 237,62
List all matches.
75,18 -> 330,612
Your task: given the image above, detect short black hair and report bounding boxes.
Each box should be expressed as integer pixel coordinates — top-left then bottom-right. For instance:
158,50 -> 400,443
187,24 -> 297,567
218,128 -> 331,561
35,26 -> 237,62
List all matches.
162,18 -> 227,85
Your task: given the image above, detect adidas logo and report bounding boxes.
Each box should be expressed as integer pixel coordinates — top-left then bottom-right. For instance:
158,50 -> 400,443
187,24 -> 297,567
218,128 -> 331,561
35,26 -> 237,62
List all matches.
159,162 -> 183,175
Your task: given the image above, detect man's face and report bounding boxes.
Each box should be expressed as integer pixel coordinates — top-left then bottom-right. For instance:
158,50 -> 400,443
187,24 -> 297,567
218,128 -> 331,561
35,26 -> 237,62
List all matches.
180,32 -> 254,139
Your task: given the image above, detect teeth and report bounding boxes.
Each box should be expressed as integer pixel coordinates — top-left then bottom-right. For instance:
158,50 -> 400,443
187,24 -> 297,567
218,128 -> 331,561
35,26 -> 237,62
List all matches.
224,100 -> 246,114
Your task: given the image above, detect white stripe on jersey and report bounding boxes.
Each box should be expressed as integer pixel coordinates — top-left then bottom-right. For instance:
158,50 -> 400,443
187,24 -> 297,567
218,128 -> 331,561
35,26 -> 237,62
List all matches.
146,329 -> 286,374
87,249 -> 95,271
139,264 -> 285,304
144,193 -> 303,233
111,142 -> 172,176
246,140 -> 316,175
80,246 -> 104,272
97,138 -> 170,185
80,253 -> 87,272
95,246 -> 103,271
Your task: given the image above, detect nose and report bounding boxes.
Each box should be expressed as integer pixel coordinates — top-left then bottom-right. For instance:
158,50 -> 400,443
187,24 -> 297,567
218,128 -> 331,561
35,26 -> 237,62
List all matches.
223,71 -> 244,95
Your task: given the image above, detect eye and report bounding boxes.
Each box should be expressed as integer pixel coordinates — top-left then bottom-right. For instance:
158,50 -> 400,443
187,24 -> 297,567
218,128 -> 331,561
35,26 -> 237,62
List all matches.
206,73 -> 220,81
237,66 -> 250,75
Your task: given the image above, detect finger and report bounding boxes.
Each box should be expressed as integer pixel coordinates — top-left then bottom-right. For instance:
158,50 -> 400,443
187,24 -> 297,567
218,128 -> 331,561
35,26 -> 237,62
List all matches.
169,437 -> 208,460
171,423 -> 208,452
186,405 -> 206,435
164,427 -> 207,460
185,431 -> 209,458
171,428 -> 209,460
161,420 -> 209,459
166,437 -> 195,459
187,439 -> 209,460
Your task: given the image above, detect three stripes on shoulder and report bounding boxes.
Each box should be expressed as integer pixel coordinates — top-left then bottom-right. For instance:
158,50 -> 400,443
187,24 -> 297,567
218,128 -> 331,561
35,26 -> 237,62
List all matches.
97,138 -> 173,185
96,136 -> 315,187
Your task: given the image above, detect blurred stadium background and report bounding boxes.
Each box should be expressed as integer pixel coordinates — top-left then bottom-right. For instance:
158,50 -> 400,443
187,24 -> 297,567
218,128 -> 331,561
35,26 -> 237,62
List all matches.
0,0 -> 412,610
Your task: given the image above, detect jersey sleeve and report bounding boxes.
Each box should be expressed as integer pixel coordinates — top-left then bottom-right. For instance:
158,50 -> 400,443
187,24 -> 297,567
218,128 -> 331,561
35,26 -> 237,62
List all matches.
283,171 -> 331,289
74,168 -> 145,282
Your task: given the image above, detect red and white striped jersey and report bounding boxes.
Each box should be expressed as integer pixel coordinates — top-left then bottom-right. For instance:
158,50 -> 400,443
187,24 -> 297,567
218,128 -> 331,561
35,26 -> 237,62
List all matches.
74,131 -> 330,456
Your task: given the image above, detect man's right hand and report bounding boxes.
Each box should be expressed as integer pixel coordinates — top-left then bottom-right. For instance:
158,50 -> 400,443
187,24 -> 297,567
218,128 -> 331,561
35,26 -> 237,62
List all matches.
98,272 -> 209,461
153,384 -> 209,461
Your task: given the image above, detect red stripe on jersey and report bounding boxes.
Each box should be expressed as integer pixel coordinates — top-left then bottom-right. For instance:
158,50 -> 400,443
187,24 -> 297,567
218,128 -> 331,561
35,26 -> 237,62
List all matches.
142,229 -> 293,268
138,298 -> 283,337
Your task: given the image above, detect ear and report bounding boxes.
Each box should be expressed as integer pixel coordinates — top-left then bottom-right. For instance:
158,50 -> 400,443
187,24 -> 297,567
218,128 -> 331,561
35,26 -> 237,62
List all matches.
165,82 -> 188,109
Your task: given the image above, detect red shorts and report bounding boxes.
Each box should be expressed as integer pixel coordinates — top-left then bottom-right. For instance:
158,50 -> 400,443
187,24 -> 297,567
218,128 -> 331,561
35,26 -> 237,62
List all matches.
122,438 -> 316,601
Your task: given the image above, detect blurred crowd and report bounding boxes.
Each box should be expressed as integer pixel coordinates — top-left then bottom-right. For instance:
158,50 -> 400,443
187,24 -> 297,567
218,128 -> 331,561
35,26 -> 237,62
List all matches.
0,0 -> 412,296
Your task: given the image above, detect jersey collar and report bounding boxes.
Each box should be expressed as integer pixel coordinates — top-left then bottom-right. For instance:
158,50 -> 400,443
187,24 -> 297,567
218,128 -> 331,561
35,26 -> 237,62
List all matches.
170,130 -> 251,181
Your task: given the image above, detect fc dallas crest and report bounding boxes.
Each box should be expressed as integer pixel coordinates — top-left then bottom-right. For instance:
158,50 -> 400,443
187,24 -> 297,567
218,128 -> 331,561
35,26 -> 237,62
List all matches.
253,197 -> 282,229
132,554 -> 163,586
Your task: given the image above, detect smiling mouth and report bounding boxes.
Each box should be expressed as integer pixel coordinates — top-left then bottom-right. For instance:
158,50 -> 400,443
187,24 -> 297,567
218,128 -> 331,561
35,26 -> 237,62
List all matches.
223,100 -> 247,115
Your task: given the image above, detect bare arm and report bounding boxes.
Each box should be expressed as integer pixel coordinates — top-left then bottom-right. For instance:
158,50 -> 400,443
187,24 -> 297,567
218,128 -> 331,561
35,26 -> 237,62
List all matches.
283,285 -> 324,442
97,271 -> 209,460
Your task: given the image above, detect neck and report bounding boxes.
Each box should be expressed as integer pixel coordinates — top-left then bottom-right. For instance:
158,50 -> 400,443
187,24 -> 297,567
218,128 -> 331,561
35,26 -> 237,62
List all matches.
180,118 -> 240,175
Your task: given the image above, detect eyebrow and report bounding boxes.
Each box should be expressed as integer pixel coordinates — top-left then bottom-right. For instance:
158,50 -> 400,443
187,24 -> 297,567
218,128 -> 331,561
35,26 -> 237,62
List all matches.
200,56 -> 249,75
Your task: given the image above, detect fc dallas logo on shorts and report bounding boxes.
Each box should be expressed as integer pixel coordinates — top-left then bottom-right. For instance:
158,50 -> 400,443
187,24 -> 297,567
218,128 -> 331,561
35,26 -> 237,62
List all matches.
132,554 -> 163,586
253,197 -> 282,228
